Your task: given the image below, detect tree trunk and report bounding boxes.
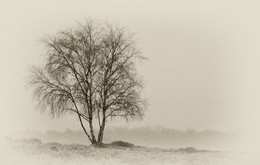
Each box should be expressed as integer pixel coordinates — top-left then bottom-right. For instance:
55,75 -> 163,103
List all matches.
97,117 -> 106,144
89,120 -> 97,144
77,114 -> 93,143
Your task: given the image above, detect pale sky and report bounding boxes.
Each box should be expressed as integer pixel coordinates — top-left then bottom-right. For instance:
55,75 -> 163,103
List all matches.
1,0 -> 260,135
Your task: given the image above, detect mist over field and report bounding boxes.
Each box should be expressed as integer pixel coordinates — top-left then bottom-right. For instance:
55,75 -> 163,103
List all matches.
6,126 -> 258,152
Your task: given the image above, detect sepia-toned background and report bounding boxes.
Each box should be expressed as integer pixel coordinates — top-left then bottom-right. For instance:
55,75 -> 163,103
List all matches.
1,0 -> 260,152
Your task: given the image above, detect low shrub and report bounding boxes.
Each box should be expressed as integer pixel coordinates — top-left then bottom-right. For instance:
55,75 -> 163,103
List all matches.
110,141 -> 134,148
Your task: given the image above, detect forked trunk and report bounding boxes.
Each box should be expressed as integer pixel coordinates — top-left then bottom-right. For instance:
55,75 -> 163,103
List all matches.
97,117 -> 106,144
89,120 -> 97,144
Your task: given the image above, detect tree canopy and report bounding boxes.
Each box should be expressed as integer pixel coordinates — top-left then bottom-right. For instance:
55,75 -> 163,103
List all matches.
28,20 -> 147,144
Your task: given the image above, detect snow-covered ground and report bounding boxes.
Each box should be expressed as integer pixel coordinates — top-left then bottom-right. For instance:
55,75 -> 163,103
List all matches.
0,138 -> 259,165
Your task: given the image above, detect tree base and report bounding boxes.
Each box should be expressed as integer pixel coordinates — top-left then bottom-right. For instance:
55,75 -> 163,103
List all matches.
91,142 -> 105,148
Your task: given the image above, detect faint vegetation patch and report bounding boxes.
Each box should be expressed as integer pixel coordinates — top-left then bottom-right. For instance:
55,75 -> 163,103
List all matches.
176,147 -> 208,153
45,142 -> 64,152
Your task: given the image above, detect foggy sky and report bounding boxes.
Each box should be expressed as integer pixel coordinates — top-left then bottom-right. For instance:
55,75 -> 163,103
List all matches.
1,0 -> 260,135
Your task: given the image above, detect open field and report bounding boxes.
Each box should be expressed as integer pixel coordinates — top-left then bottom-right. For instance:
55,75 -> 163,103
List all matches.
1,138 -> 259,165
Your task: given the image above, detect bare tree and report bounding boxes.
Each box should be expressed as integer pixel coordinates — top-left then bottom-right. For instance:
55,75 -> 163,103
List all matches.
27,20 -> 147,145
